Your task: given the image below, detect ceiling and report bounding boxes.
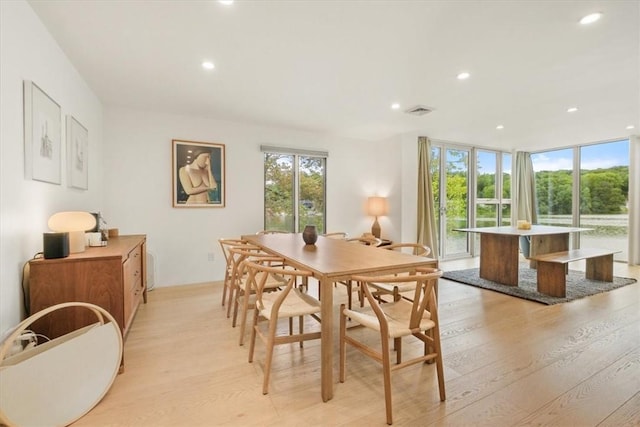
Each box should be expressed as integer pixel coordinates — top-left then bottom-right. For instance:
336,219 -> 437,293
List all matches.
28,0 -> 639,151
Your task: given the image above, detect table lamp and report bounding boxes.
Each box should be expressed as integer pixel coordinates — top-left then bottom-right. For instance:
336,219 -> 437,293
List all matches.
367,196 -> 388,238
48,211 -> 97,253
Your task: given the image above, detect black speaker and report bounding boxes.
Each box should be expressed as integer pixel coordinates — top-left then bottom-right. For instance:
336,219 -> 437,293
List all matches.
43,232 -> 70,259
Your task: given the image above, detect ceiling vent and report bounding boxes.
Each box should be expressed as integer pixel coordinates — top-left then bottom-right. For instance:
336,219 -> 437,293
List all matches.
404,105 -> 434,116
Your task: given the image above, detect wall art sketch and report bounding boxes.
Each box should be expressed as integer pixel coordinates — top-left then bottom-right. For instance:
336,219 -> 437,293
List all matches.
172,139 -> 225,207
67,115 -> 88,189
23,81 -> 62,185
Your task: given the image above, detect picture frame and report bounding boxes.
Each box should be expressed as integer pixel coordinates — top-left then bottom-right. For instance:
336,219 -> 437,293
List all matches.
172,139 -> 225,207
67,115 -> 89,190
23,81 -> 62,185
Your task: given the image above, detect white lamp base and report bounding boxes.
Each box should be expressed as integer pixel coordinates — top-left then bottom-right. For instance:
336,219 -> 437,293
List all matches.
68,231 -> 86,253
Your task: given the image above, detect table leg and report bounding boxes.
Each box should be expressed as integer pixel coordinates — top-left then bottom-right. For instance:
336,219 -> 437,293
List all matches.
529,233 -> 569,269
320,277 -> 333,402
479,234 -> 519,286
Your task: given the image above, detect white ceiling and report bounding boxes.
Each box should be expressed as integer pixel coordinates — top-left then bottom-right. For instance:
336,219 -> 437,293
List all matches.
28,0 -> 639,151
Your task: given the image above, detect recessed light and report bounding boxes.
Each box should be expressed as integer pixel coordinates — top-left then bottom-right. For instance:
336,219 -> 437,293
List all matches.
626,125 -> 635,130
496,125 -> 504,130
219,1 -> 234,5
580,12 -> 602,25
202,61 -> 215,70
457,72 -> 470,80
391,103 -> 400,110
567,107 -> 578,113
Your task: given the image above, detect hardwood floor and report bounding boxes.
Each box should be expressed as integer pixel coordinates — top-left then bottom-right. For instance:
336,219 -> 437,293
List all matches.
74,258 -> 640,426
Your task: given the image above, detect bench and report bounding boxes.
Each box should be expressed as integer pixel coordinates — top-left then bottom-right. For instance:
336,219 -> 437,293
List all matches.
528,248 -> 619,297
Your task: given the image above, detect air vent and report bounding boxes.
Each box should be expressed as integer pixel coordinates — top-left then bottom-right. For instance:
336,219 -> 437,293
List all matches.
404,105 -> 434,116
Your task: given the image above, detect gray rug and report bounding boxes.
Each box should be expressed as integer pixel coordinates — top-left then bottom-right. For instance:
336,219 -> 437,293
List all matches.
442,266 -> 637,305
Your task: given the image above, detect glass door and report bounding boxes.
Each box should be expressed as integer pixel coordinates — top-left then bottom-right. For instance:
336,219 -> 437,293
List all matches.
431,144 -> 471,259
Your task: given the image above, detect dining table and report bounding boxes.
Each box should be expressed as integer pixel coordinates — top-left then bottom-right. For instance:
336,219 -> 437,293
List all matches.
454,225 -> 591,286
242,233 -> 437,402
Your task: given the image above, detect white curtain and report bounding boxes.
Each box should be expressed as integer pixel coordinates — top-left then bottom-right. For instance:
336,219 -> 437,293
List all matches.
629,135 -> 640,265
513,151 -> 537,223
417,137 -> 438,259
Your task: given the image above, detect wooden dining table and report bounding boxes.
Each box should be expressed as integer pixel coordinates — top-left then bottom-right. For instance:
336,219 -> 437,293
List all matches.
242,233 -> 437,402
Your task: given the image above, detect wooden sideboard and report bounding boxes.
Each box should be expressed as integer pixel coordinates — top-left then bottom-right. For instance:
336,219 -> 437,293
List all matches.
28,235 -> 147,341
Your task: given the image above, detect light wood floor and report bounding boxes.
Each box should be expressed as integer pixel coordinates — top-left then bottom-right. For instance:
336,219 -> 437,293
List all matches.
75,258 -> 640,426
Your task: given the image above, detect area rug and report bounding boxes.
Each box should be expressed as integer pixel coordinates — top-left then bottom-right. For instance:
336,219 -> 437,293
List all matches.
442,266 -> 637,305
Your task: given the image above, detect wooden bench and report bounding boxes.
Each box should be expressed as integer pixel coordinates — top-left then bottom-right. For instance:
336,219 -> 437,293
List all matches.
528,248 -> 619,297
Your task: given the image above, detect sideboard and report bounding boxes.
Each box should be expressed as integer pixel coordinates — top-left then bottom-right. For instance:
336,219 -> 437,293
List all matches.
28,235 -> 147,341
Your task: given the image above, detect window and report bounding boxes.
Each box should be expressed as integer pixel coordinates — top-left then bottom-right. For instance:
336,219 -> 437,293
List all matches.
476,150 -> 512,228
430,143 -> 511,259
579,140 -> 629,261
531,148 -> 573,226
262,146 -> 327,233
531,139 -> 629,261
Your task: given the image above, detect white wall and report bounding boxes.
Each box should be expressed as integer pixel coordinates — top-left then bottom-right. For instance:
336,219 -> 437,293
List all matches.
103,107 -> 402,287
0,1 -> 104,335
0,0 -> 407,336
400,132 -> 421,244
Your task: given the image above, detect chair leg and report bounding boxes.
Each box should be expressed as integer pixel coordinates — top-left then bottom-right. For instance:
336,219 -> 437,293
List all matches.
262,321 -> 278,395
432,326 -> 446,401
231,294 -> 240,327
248,310 -> 259,363
226,285 -> 236,318
299,315 -> 304,348
381,332 -> 393,425
395,337 -> 402,364
221,274 -> 228,307
339,304 -> 346,383
238,298 -> 252,346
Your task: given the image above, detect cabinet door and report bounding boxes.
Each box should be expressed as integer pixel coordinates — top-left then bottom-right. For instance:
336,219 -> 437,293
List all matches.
30,259 -> 124,339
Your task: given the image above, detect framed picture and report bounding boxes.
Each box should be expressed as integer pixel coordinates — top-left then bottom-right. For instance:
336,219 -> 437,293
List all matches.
23,81 -> 62,184
172,139 -> 225,207
67,115 -> 89,190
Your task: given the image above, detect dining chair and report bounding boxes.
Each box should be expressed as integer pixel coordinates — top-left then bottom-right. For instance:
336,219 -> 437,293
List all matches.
225,243 -> 269,317
226,245 -> 284,322
322,232 -> 348,239
231,249 -> 288,346
340,267 -> 445,425
218,238 -> 249,307
368,243 -> 434,303
244,259 -> 321,395
346,235 -> 382,246
336,236 -> 383,309
255,230 -> 289,234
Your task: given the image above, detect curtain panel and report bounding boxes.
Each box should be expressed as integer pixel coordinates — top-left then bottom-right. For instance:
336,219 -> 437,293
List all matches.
417,137 -> 438,259
514,151 -> 537,224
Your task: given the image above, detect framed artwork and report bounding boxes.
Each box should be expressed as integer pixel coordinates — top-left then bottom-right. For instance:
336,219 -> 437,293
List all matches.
172,139 -> 225,207
23,81 -> 62,184
67,115 -> 89,190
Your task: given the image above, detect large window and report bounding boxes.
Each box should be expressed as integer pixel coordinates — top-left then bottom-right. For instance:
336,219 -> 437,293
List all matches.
579,141 -> 629,261
531,140 -> 629,261
430,143 -> 511,259
531,148 -> 574,227
263,146 -> 327,233
476,150 -> 512,228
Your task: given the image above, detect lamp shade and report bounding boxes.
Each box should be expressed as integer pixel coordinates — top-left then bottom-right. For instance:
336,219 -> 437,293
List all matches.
48,212 -> 96,254
367,197 -> 388,217
48,211 -> 97,232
